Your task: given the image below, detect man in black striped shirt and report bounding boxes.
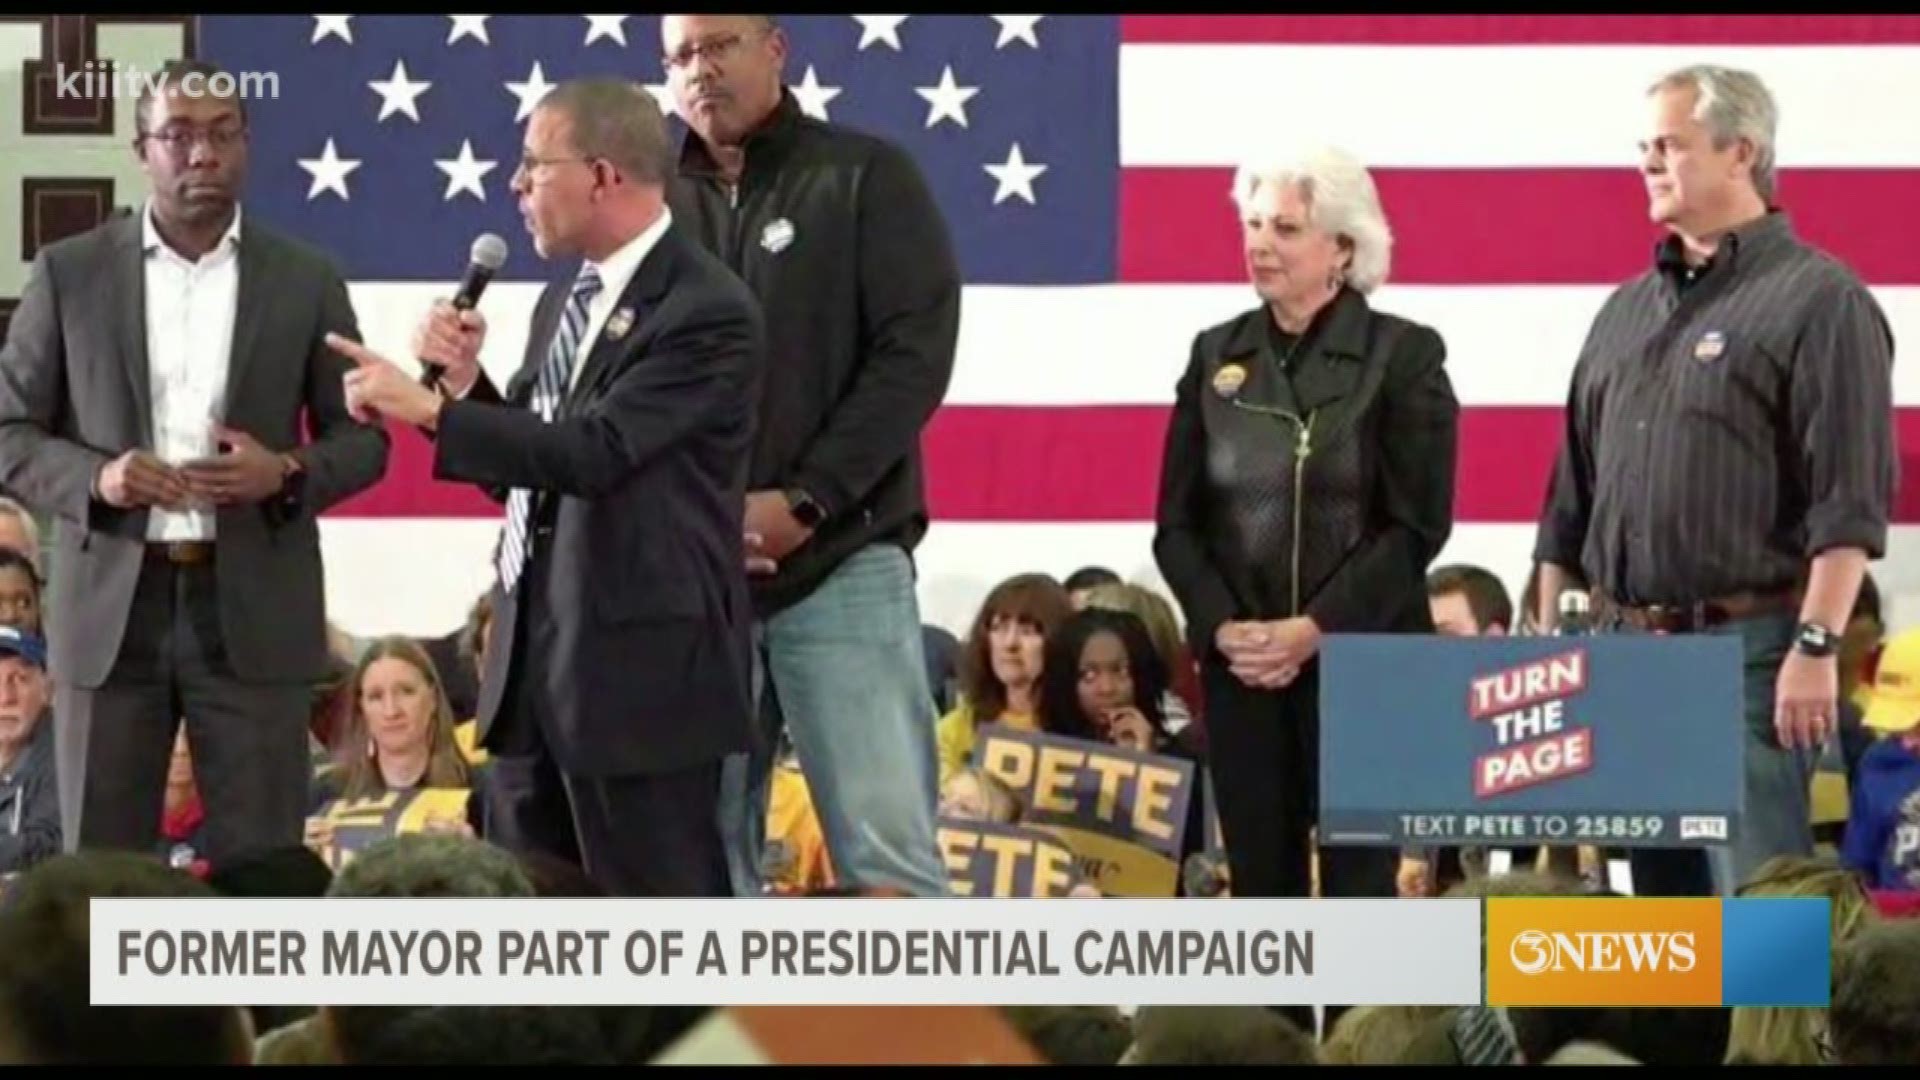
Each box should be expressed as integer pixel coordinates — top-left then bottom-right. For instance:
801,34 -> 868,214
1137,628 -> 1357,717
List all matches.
1535,64 -> 1896,897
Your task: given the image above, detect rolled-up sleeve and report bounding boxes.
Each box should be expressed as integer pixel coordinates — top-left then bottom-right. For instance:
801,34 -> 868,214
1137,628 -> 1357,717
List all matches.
1790,281 -> 1896,559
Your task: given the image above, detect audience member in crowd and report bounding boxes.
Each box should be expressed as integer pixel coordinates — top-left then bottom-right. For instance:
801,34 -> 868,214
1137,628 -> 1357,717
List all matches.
1320,1004 -> 1457,1065
209,844 -> 333,899
936,574 -> 1074,782
335,1004 -> 614,1066
923,622 -> 962,715
1725,854 -> 1877,1065
763,738 -> 834,895
939,766 -> 1023,825
999,1006 -> 1132,1066
1828,918 -> 1920,1065
1038,608 -> 1175,754
0,498 -> 39,573
417,592 -> 486,728
256,833 -> 539,1065
1064,566 -> 1122,610
1506,1001 -> 1730,1066
1843,630 -> 1920,897
0,852 -> 254,1065
1080,581 -> 1204,740
0,550 -> 41,635
157,727 -> 209,879
305,637 -> 477,852
451,590 -> 494,766
1842,571 -> 1885,715
0,626 -> 57,876
1408,565 -> 1578,894
1153,144 -> 1457,924
1122,1006 -> 1320,1065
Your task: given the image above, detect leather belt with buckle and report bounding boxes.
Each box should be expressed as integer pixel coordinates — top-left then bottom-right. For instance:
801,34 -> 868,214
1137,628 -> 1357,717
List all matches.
149,541 -> 215,566
1593,587 -> 1799,634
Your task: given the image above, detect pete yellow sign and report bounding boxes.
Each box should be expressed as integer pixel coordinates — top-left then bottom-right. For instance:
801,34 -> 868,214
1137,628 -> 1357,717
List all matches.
936,819 -> 1092,897
314,787 -> 473,871
974,727 -> 1195,897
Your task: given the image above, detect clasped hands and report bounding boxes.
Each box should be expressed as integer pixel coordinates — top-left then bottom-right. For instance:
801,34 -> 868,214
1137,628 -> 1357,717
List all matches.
93,427 -> 289,511
1216,617 -> 1323,690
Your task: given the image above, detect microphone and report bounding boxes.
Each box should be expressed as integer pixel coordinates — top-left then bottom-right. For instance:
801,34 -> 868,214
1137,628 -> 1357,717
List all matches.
419,232 -> 509,389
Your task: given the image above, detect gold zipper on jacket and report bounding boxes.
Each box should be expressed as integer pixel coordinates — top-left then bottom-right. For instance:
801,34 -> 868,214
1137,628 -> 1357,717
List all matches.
1290,411 -> 1315,616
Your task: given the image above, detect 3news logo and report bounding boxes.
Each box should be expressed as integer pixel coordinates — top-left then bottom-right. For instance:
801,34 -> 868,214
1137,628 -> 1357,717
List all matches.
1507,927 -> 1698,975
1486,897 -> 1829,1007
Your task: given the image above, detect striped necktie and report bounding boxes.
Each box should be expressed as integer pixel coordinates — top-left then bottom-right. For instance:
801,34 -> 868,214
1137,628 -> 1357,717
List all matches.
495,266 -> 603,596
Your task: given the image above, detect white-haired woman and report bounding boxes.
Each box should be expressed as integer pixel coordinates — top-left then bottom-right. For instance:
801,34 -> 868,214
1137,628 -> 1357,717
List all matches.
1153,146 -> 1459,907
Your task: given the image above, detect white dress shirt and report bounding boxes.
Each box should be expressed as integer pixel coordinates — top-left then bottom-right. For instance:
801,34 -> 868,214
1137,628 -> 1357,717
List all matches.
141,201 -> 242,541
568,207 -> 671,394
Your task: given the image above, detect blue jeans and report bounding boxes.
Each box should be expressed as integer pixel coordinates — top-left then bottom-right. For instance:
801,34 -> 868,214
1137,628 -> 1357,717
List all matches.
1615,612 -> 1821,896
716,544 -> 948,897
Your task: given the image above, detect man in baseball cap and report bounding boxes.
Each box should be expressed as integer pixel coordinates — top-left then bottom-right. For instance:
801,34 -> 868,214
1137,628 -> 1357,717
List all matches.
0,625 -> 57,875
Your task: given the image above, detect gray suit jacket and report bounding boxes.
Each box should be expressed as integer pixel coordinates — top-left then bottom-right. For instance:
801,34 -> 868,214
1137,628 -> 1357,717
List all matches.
0,209 -> 388,688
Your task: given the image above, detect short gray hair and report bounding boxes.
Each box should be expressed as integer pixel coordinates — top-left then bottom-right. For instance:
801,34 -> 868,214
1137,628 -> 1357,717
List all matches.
537,78 -> 675,185
1649,64 -> 1779,204
326,834 -> 535,899
1230,146 -> 1394,295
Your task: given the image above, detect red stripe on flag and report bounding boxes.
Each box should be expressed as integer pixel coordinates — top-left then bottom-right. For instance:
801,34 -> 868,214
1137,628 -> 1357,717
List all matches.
330,409 -> 1920,526
1120,15 -> 1920,44
1121,168 -> 1920,286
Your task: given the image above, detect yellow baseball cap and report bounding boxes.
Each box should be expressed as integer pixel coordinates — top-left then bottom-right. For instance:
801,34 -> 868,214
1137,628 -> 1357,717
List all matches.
1864,628 -> 1920,733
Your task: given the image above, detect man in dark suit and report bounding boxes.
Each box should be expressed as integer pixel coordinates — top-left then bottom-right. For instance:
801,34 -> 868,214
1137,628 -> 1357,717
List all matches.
329,78 -> 762,898
0,61 -> 389,865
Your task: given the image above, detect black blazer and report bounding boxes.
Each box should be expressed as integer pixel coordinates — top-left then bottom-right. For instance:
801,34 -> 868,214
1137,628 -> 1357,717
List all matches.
1153,288 -> 1459,662
433,223 -> 764,778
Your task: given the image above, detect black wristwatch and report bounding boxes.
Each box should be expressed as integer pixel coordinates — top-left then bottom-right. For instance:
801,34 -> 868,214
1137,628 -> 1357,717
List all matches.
785,488 -> 827,529
1793,621 -> 1837,658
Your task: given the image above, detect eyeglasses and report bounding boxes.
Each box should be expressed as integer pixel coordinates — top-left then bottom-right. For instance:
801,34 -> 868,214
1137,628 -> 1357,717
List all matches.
140,125 -> 247,154
661,31 -> 756,71
514,152 -> 593,177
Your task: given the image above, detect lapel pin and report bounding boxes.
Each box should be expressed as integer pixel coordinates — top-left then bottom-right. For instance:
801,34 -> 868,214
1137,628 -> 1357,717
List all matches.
1693,330 -> 1726,362
760,218 -> 795,254
605,306 -> 636,341
1211,362 -> 1248,399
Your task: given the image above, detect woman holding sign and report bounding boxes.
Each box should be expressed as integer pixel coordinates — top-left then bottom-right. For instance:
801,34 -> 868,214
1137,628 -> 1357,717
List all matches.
305,638 -> 481,861
1153,145 -> 1459,905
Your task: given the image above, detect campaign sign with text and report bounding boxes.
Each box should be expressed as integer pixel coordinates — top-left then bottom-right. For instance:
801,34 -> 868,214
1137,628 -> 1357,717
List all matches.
974,727 -> 1195,896
314,788 -> 473,871
937,819 -> 1095,897
1318,635 -> 1743,848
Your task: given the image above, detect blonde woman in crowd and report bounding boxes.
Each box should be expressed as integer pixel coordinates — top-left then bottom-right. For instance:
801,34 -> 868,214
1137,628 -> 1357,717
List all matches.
305,637 -> 477,853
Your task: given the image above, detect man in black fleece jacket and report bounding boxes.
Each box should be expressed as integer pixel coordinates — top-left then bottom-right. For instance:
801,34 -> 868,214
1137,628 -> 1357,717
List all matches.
663,14 -> 960,897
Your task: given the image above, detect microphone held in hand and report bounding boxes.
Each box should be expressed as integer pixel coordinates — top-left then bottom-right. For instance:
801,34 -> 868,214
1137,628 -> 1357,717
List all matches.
419,232 -> 508,389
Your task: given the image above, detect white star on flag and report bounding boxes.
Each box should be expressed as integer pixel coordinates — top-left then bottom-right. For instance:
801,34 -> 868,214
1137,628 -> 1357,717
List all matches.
643,82 -> 677,118
991,16 -> 1044,49
790,66 -> 842,120
852,15 -> 908,50
298,139 -> 361,201
506,62 -> 556,122
311,15 -> 353,44
435,140 -> 497,202
984,143 -> 1047,205
447,16 -> 490,45
916,65 -> 980,129
369,60 -> 432,123
584,15 -> 628,46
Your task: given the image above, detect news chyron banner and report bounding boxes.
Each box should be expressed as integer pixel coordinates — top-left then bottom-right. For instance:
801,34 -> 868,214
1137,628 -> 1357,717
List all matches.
972,727 -> 1196,896
1318,635 -> 1743,849
312,788 -> 474,871
937,819 -> 1097,897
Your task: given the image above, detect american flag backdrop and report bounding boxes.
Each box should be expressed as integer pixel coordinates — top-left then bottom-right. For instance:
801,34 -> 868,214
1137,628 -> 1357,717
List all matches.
14,14 -> 1920,637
